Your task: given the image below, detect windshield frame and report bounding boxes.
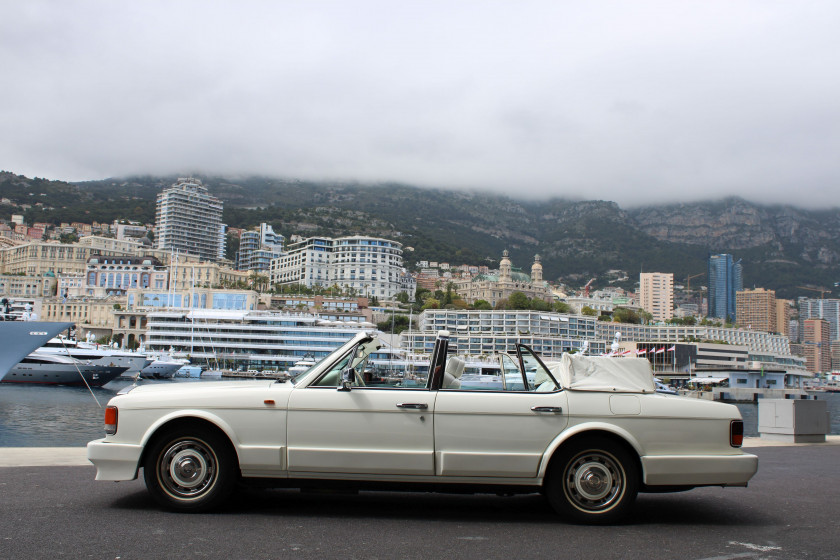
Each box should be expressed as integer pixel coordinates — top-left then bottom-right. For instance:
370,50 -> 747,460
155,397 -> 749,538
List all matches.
292,332 -> 374,387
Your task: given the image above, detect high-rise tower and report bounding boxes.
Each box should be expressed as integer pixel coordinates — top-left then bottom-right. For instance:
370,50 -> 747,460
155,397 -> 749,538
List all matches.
707,253 -> 742,322
155,178 -> 225,262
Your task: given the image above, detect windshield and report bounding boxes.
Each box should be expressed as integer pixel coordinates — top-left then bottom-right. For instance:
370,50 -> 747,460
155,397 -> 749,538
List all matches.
289,362 -> 319,384
292,334 -> 373,386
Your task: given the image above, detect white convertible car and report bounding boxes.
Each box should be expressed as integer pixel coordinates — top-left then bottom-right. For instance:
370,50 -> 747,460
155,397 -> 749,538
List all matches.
88,331 -> 758,523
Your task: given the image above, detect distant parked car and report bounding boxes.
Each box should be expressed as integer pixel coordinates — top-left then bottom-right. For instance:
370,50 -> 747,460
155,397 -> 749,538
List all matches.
88,330 -> 757,523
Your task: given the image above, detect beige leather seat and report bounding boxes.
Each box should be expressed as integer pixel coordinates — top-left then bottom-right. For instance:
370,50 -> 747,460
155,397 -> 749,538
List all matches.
442,356 -> 465,389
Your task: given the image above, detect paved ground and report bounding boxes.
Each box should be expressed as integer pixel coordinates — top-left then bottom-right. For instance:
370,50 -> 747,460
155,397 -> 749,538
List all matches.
1,445 -> 839,559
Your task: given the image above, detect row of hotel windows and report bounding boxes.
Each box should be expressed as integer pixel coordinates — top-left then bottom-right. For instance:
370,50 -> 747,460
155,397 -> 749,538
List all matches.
127,293 -> 251,310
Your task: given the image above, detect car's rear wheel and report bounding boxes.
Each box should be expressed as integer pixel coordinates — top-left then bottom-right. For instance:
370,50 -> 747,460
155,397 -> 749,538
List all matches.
545,437 -> 638,524
143,425 -> 237,512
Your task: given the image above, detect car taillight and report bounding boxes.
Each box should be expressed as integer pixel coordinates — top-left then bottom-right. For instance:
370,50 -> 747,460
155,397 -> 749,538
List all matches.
104,406 -> 118,435
730,420 -> 744,447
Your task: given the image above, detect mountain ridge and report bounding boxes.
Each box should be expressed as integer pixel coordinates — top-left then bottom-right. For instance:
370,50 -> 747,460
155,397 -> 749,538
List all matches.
2,171 -> 838,299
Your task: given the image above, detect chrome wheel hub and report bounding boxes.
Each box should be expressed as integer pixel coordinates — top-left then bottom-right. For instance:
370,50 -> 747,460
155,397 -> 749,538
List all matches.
158,439 -> 217,500
564,450 -> 625,512
574,461 -> 613,500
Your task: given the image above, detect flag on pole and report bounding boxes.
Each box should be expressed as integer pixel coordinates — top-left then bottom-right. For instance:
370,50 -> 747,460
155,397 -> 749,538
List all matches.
668,345 -> 676,352
636,348 -> 647,355
655,347 -> 665,354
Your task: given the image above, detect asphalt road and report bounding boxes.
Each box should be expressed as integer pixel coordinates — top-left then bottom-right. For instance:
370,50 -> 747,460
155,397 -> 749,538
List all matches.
1,446 -> 838,560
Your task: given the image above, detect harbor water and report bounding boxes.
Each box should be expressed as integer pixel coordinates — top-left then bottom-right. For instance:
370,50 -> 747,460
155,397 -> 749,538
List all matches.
1,379 -> 840,447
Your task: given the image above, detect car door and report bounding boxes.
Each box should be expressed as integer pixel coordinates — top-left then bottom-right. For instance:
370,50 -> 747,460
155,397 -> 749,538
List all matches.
434,345 -> 569,478
286,338 -> 435,476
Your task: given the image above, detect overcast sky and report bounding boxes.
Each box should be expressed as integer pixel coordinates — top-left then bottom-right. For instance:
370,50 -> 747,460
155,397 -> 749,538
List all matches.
2,1 -> 838,207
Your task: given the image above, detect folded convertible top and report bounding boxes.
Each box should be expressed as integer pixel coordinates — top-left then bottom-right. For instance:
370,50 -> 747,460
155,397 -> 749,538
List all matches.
549,353 -> 656,393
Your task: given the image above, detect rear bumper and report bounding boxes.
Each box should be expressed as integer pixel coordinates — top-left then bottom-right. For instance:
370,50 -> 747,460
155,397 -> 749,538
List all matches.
87,439 -> 143,481
641,452 -> 758,486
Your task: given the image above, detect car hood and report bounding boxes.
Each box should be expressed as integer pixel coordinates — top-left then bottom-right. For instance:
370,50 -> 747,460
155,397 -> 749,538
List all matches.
110,380 -> 294,409
122,380 -> 280,395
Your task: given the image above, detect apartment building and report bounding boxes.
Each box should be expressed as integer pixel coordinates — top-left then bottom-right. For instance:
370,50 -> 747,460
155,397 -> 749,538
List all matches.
803,318 -> 831,373
237,223 -> 284,272
800,298 -> 840,341
735,287 -> 777,333
155,178 -> 225,262
270,235 -> 414,300
639,272 -> 673,322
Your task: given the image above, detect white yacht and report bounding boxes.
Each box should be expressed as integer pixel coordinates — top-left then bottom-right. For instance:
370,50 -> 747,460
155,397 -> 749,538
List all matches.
37,337 -> 152,376
138,348 -> 189,379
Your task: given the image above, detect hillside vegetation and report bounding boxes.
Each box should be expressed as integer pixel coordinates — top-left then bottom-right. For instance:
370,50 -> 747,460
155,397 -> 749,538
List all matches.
2,171 -> 838,299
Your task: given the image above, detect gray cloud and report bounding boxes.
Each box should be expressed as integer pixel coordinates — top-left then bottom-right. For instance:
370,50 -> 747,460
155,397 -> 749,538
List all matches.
2,1 -> 838,207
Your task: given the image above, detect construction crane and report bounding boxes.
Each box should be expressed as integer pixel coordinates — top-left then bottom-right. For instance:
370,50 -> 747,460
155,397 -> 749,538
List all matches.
797,286 -> 832,299
583,278 -> 596,298
685,273 -> 704,294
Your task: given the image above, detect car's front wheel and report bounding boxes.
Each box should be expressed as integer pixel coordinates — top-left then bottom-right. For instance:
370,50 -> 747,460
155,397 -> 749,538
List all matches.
143,425 -> 237,512
545,437 -> 639,524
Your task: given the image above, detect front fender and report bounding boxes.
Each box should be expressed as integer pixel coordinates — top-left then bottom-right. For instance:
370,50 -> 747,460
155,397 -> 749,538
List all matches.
537,421 -> 644,479
139,409 -> 242,457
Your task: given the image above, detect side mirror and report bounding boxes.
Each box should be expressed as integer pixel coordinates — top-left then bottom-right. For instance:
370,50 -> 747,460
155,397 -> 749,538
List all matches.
338,367 -> 354,391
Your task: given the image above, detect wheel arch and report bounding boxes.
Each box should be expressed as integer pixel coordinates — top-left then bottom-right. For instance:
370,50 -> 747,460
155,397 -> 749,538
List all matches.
539,423 -> 644,482
138,412 -> 241,473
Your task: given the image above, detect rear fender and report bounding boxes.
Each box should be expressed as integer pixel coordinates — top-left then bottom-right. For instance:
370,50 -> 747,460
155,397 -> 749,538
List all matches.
537,422 -> 644,479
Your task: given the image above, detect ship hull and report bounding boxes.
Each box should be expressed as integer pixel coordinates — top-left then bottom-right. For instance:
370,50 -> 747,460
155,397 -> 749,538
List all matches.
0,321 -> 74,379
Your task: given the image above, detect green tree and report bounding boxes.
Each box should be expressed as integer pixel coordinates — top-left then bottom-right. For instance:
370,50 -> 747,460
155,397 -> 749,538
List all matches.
581,306 -> 598,317
443,282 -> 455,306
377,314 -> 410,333
613,307 -> 642,324
508,291 -> 530,310
225,232 -> 240,262
472,299 -> 492,310
422,297 -> 440,310
530,298 -> 552,311
553,301 -> 572,314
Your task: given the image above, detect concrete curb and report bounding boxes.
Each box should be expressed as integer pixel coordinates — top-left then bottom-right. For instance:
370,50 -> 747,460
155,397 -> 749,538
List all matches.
1,436 -> 839,467
0,447 -> 90,467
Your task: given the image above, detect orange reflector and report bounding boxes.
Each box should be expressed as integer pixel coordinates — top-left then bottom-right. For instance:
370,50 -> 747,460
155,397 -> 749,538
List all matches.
104,406 -> 118,435
264,399 -> 276,405
730,420 -> 744,447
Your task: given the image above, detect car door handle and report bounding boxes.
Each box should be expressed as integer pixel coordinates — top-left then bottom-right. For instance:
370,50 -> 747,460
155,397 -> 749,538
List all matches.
531,406 -> 563,413
396,403 -> 428,410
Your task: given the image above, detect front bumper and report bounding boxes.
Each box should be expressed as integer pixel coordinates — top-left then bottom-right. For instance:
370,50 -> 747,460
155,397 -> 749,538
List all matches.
641,452 -> 758,486
87,439 -> 143,481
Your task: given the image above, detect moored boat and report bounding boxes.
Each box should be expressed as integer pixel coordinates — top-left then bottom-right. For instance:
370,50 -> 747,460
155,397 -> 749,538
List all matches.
0,320 -> 75,380
138,351 -> 188,379
2,352 -> 127,386
37,337 -> 152,375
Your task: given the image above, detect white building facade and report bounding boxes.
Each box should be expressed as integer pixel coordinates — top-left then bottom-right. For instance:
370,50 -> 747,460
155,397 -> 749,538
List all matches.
270,235 -> 414,300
